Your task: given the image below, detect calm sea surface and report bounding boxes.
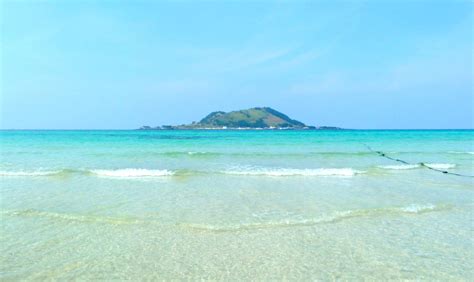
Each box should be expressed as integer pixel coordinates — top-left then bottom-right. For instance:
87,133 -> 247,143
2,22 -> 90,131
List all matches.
1,130 -> 473,279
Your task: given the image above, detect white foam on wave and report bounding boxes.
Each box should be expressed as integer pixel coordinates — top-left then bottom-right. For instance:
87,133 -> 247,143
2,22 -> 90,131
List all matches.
0,170 -> 61,176
91,169 -> 174,178
379,163 -> 456,170
378,164 -> 420,170
187,152 -> 208,155
424,163 -> 456,169
400,204 -> 436,213
448,151 -> 474,155
222,167 -> 364,177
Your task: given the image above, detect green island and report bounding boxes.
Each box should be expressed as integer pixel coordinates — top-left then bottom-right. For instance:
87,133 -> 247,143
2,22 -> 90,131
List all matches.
139,107 -> 341,130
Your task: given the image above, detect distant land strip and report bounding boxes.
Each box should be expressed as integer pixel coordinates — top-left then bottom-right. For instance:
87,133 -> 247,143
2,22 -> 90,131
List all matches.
139,107 -> 342,130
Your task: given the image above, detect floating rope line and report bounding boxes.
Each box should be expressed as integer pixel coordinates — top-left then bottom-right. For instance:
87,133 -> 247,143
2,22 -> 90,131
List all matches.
363,144 -> 474,178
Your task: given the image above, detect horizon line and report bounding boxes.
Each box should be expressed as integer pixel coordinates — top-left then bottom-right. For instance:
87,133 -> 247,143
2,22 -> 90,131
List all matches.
1,128 -> 473,131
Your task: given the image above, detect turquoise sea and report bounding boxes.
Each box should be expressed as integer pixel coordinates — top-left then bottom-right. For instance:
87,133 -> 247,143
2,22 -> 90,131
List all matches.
1,130 -> 473,279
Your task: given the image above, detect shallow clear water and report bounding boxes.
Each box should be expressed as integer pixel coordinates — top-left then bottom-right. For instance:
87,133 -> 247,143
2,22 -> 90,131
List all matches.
1,130 -> 473,279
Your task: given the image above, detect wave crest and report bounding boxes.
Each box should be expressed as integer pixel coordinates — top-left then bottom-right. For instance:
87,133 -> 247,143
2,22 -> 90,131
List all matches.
181,203 -> 449,232
423,163 -> 456,169
1,209 -> 142,225
378,164 -> 420,170
400,204 -> 436,213
0,170 -> 63,176
448,151 -> 474,155
91,169 -> 174,178
221,167 -> 364,177
2,204 -> 449,229
379,163 -> 456,170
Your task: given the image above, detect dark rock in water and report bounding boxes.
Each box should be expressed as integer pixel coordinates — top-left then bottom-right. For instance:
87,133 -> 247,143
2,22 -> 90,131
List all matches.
161,125 -> 175,130
317,126 -> 344,130
139,125 -> 163,130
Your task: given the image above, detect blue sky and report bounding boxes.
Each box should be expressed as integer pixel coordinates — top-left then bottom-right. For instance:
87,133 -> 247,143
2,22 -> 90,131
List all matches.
1,1 -> 472,129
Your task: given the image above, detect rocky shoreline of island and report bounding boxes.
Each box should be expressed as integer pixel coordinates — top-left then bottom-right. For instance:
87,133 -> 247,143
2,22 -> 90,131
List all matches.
138,125 -> 343,130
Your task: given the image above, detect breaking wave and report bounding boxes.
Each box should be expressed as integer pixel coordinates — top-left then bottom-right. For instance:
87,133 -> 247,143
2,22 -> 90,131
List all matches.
0,168 -> 174,178
378,164 -> 420,170
0,164 -> 457,179
378,163 -> 456,170
0,170 -> 64,177
423,163 -> 456,169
